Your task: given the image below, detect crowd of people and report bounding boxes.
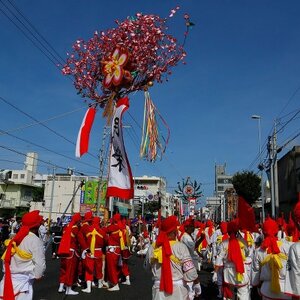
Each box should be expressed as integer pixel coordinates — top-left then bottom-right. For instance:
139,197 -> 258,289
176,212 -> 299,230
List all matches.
1,200 -> 300,300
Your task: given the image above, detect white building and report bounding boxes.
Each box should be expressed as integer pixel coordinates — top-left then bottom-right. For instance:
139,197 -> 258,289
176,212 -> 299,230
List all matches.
31,173 -> 97,221
0,152 -> 40,217
133,176 -> 167,218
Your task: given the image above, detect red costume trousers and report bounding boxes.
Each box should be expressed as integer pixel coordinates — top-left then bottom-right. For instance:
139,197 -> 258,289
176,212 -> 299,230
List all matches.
106,247 -> 121,285
84,250 -> 104,281
60,251 -> 79,286
121,249 -> 131,277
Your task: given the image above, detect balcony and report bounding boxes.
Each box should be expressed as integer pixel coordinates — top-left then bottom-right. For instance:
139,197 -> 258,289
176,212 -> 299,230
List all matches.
0,197 -> 31,209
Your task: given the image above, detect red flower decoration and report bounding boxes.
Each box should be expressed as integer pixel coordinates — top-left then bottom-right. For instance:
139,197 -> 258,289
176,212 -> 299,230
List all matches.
102,48 -> 129,88
62,10 -> 190,105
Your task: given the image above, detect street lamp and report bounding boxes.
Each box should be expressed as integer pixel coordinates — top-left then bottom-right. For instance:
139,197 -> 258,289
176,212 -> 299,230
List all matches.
251,115 -> 265,221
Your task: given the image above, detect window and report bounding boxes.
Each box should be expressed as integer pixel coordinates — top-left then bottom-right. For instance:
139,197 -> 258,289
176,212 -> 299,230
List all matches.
13,174 -> 18,179
20,174 -> 25,179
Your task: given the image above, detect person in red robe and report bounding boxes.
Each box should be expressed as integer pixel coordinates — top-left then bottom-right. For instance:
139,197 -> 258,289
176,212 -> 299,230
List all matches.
81,216 -> 108,293
57,213 -> 82,295
105,213 -> 122,291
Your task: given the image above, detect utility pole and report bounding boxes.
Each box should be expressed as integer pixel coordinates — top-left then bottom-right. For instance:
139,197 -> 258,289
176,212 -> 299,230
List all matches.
251,115 -> 265,222
141,195 -> 145,219
48,167 -> 56,230
268,120 -> 279,218
273,121 -> 280,216
96,125 -> 109,217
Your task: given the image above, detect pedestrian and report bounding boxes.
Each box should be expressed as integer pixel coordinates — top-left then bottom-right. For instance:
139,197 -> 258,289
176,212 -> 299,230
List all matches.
81,216 -> 108,293
77,211 -> 94,286
105,213 -> 123,291
50,217 -> 63,259
57,212 -> 81,295
214,219 -> 250,300
38,220 -> 48,249
1,218 -> 10,242
252,217 -> 291,300
119,217 -> 132,285
136,229 -> 150,256
284,199 -> 300,299
0,210 -> 46,300
145,215 -> 201,300
180,218 -> 201,272
10,217 -> 22,238
212,221 -> 229,299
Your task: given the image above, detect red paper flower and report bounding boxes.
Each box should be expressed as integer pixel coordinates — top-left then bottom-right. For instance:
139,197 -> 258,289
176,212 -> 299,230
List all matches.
102,48 -> 129,88
62,10 -> 190,105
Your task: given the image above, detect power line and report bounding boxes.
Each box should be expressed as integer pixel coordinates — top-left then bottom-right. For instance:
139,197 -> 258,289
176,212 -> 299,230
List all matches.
276,108 -> 300,135
0,106 -> 86,134
6,0 -> 66,65
0,0 -> 64,68
0,128 -> 99,171
277,85 -> 300,119
278,128 -> 300,152
0,1 -> 60,68
0,144 -> 96,176
0,95 -> 99,160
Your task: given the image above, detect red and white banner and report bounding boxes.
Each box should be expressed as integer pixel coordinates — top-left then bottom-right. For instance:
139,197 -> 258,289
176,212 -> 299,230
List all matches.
106,97 -> 134,200
75,108 -> 96,158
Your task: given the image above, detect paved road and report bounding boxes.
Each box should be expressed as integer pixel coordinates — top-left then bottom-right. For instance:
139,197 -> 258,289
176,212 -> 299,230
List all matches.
33,253 -> 154,300
32,251 -> 220,300
0,248 -> 219,300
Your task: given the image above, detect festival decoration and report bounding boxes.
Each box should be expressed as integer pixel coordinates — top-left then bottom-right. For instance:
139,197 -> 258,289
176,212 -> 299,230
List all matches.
140,90 -> 170,162
75,107 -> 96,158
63,8 -> 193,161
62,8 -> 191,105
176,177 -> 203,203
106,97 -> 134,200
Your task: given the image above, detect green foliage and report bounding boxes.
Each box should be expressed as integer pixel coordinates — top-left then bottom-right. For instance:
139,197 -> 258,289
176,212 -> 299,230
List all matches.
32,186 -> 44,202
232,170 -> 261,205
144,201 -> 161,214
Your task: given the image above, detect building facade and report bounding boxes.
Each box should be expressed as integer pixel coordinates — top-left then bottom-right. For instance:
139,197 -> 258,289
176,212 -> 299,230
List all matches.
0,152 -> 39,217
213,164 -> 233,221
133,176 -> 167,218
277,146 -> 300,214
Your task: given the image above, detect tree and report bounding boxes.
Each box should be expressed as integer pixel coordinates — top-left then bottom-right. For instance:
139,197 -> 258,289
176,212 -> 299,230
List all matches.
32,186 -> 44,202
144,201 -> 161,215
232,170 -> 260,205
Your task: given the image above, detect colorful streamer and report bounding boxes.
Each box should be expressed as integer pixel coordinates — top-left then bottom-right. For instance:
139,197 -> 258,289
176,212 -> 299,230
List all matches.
140,91 -> 170,162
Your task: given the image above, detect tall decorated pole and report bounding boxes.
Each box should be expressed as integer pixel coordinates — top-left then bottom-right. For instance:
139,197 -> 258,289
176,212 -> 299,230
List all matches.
62,8 -> 193,213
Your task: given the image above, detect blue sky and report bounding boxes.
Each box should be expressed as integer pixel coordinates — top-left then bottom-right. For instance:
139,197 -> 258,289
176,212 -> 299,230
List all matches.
0,0 -> 300,201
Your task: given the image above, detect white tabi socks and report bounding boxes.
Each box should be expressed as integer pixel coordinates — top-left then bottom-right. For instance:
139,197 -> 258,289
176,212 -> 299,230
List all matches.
65,286 -> 79,295
82,280 -> 92,293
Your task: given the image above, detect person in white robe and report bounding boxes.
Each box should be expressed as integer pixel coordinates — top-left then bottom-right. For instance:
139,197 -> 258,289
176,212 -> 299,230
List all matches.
215,220 -> 250,300
251,217 -> 291,300
0,210 -> 46,300
284,199 -> 300,299
145,216 -> 200,300
180,218 -> 200,272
